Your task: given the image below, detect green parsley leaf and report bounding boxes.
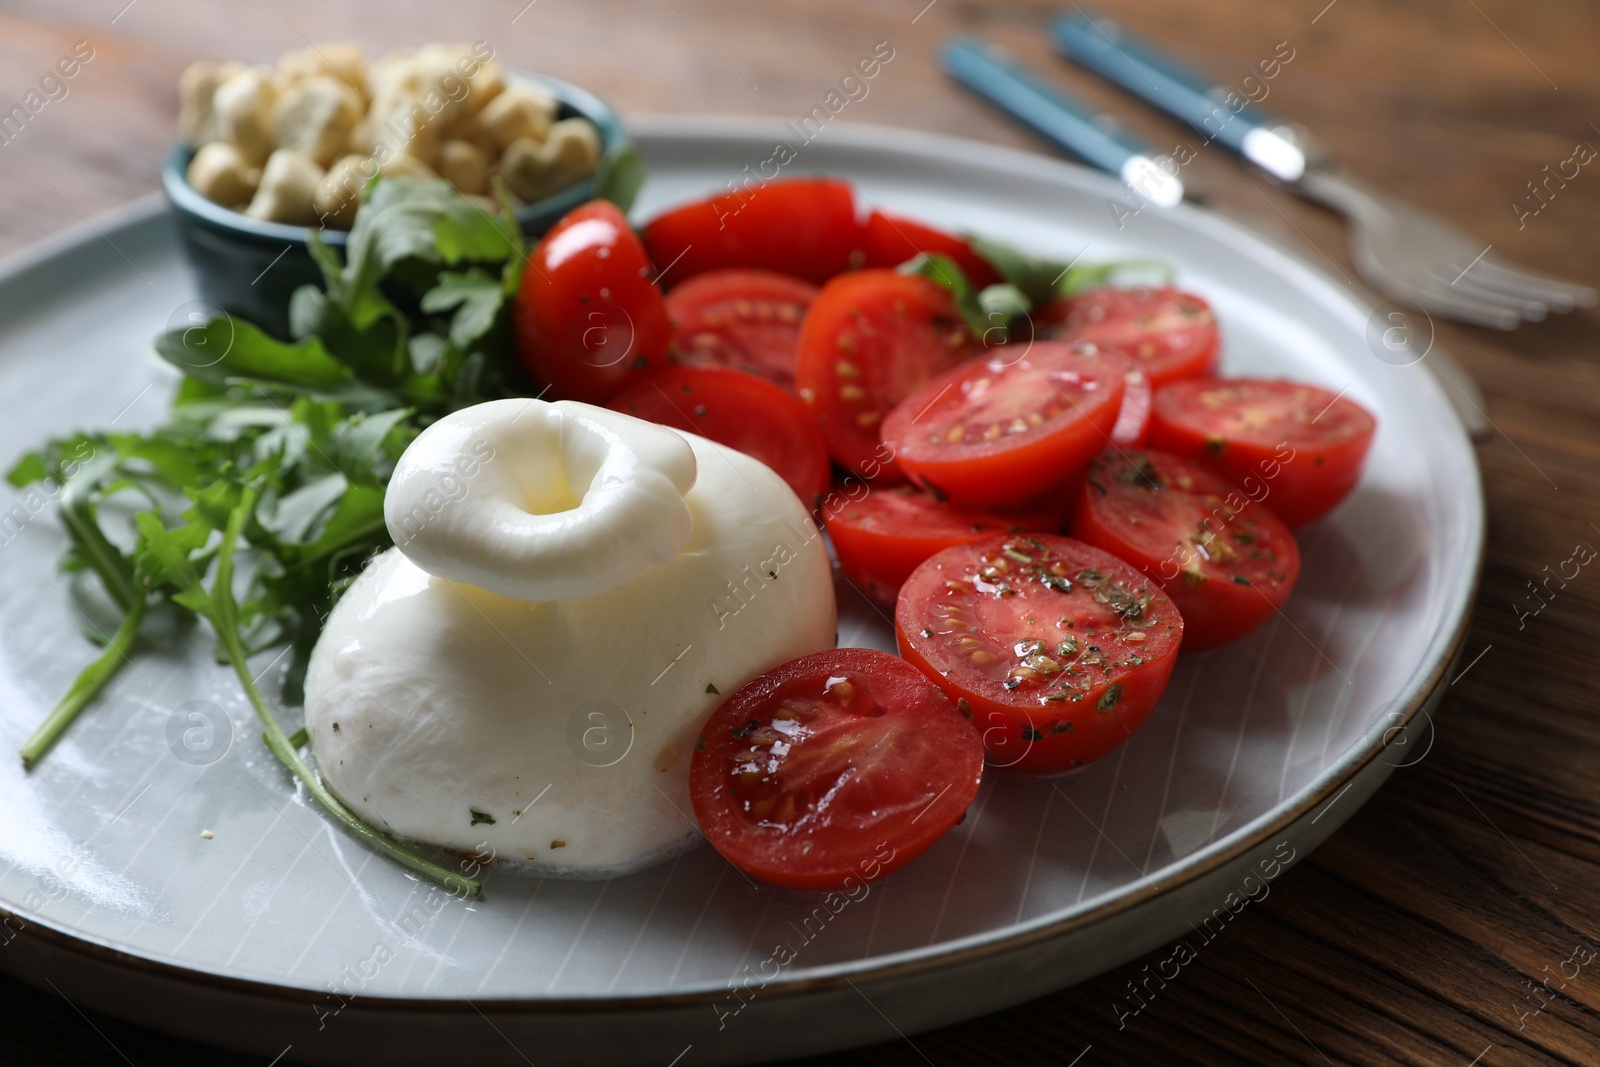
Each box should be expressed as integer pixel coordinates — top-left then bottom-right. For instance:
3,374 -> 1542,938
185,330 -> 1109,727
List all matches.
422,268 -> 506,350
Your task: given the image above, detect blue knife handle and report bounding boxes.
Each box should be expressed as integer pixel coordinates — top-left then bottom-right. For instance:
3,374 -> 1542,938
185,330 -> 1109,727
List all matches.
1054,12 -> 1284,162
941,36 -> 1149,179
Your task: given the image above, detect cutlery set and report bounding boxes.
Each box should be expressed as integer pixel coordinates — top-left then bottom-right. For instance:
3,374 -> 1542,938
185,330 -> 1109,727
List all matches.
943,11 -> 1597,438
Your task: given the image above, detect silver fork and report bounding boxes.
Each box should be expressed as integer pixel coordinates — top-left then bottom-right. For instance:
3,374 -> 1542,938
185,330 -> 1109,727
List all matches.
1291,131 -> 1597,330
1054,13 -> 1598,330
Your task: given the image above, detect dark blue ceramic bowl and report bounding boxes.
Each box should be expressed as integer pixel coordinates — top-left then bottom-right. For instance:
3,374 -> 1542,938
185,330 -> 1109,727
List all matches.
162,72 -> 627,339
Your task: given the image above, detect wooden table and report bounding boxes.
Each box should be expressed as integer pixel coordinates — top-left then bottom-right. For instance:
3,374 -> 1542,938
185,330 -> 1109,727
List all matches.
2,1 -> 1597,1063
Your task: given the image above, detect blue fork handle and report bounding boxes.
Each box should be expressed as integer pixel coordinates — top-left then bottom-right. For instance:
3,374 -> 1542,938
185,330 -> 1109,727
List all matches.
941,36 -> 1155,181
1053,12 -> 1305,180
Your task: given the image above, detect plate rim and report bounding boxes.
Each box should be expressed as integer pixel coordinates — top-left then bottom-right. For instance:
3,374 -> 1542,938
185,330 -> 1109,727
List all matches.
0,116 -> 1485,1014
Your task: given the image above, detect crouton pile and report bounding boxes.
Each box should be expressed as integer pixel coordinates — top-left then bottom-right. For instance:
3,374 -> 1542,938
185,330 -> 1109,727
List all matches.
179,43 -> 601,228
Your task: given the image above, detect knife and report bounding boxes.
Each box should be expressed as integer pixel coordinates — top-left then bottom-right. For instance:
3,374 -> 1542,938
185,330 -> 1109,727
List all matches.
1052,12 -> 1306,182
941,35 -> 1184,208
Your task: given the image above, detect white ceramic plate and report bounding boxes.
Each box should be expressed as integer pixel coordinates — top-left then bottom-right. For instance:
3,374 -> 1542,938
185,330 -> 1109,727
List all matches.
0,119 -> 1481,1066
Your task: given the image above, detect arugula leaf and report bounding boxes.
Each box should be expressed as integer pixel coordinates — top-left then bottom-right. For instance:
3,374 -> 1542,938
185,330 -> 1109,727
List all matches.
6,451 -> 47,488
964,234 -> 1173,305
18,595 -> 145,770
155,318 -> 353,391
594,142 -> 646,214
900,253 -> 1033,348
140,479 -> 480,895
289,285 -> 408,387
899,252 -> 989,339
331,408 -> 413,486
15,167 -> 532,895
257,473 -> 349,544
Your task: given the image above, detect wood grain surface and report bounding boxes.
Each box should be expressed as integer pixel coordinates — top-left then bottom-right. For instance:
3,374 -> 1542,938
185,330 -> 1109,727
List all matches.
1,1 -> 1597,1064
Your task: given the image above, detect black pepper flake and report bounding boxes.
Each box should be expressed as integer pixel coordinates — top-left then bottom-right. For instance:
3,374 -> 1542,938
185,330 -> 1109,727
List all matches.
920,629 -> 934,638
470,809 -> 496,826
1020,725 -> 1044,742
1050,721 -> 1074,734
706,683 -> 720,695
730,718 -> 759,739
1233,575 -> 1251,585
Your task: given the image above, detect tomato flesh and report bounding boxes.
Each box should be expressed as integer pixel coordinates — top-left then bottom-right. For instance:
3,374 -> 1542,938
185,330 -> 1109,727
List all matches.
795,270 -> 977,478
1111,361 -> 1153,448
862,211 -> 1002,289
827,485 -> 1056,605
641,178 -> 866,287
1037,287 -> 1219,388
1070,449 -> 1300,652
513,200 -> 671,404
690,648 -> 984,891
881,341 -> 1125,507
896,534 -> 1181,773
664,269 -> 817,391
607,365 -> 830,508
1148,378 -> 1377,527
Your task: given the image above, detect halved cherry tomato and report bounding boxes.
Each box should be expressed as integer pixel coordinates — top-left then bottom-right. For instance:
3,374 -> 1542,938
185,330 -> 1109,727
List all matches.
896,534 -> 1182,773
795,269 -> 977,478
641,178 -> 866,287
607,365 -> 830,508
665,269 -> 817,390
862,211 -> 1002,290
513,200 -> 671,404
881,341 -> 1125,507
1111,361 -> 1154,448
827,485 -> 1056,604
1070,449 -> 1300,652
1148,378 -> 1377,527
1036,287 -> 1219,388
690,647 -> 984,891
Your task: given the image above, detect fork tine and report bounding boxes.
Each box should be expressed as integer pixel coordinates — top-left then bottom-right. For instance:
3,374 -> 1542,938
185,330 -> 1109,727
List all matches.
1432,270 -> 1549,322
1477,257 -> 1598,310
1468,264 -> 1576,312
1409,276 -> 1522,330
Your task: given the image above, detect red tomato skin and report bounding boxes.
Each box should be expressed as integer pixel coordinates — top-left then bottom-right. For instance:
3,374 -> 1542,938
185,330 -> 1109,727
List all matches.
1147,378 -> 1377,527
641,178 -> 866,287
881,342 -> 1126,508
895,535 -> 1182,774
606,365 -> 830,508
862,211 -> 1003,290
1036,287 -> 1219,388
827,486 -> 1056,604
664,269 -> 817,390
689,648 -> 984,891
1069,450 -> 1301,652
513,200 -> 671,404
795,270 -> 977,479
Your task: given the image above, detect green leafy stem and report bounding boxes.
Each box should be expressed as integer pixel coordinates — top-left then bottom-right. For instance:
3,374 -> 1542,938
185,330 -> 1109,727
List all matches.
141,482 -> 480,898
